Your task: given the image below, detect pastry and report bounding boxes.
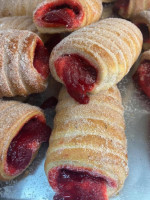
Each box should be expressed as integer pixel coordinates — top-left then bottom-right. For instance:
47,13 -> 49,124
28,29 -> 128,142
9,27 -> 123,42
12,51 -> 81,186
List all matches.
45,86 -> 128,200
0,0 -> 43,17
0,100 -> 51,181
0,29 -> 50,98
113,0 -> 150,19
132,11 -> 150,51
33,0 -> 103,34
133,50 -> 150,98
49,18 -> 143,104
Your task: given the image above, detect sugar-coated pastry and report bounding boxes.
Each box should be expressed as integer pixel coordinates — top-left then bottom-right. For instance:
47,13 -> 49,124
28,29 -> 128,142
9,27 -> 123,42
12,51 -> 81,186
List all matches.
0,100 -> 51,181
132,11 -> 150,51
50,18 -> 143,104
0,29 -> 50,98
33,0 -> 103,34
114,0 -> 150,19
133,50 -> 150,99
45,86 -> 128,200
0,0 -> 43,17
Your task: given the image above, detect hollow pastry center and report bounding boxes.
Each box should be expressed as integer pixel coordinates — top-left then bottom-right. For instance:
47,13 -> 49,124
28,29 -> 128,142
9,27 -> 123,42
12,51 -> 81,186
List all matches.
133,60 -> 150,98
6,117 -> 51,176
55,54 -> 98,104
113,0 -> 129,15
33,40 -> 50,79
34,1 -> 83,29
136,23 -> 150,43
53,169 -> 108,200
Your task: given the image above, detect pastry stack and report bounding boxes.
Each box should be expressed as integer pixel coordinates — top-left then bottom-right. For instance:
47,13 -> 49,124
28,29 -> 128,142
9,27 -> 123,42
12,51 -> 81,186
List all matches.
0,0 -> 145,200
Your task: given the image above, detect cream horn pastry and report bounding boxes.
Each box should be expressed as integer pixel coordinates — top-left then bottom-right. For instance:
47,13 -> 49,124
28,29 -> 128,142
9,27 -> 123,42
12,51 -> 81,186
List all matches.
33,0 -> 103,34
132,11 -> 150,51
0,0 -> 43,17
133,50 -> 150,99
45,86 -> 128,200
49,18 -> 143,104
113,0 -> 150,19
0,100 -> 51,181
0,29 -> 50,98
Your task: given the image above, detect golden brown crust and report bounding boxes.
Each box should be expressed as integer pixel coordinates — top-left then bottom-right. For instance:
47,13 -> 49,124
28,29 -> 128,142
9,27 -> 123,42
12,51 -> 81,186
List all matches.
33,0 -> 103,34
0,100 -> 45,181
132,11 -> 150,51
115,0 -> 150,19
0,29 -> 48,98
45,86 -> 128,197
0,0 -> 43,17
50,18 -> 143,94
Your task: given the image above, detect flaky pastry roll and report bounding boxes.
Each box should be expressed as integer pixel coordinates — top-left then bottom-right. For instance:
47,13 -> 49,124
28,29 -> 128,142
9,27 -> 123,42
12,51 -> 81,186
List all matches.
114,0 -> 150,19
0,100 -> 51,181
45,86 -> 128,200
0,29 -> 50,98
50,18 -> 143,104
33,0 -> 103,34
0,0 -> 43,17
132,11 -> 150,51
133,50 -> 150,99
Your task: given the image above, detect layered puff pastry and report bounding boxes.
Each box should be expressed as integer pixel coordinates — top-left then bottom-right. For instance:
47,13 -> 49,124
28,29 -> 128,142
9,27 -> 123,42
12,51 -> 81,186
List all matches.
114,0 -> 150,19
33,0 -> 103,34
45,86 -> 128,200
50,18 -> 143,104
132,11 -> 150,51
133,50 -> 150,99
0,100 -> 51,181
0,0 -> 43,17
0,29 -> 50,98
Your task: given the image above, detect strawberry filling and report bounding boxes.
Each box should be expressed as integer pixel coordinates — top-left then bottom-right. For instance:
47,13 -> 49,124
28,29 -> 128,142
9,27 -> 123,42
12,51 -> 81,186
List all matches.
133,60 -> 150,98
34,1 -> 83,29
33,40 -> 50,79
113,0 -> 129,15
5,117 -> 51,176
55,54 -> 98,104
136,23 -> 150,43
49,168 -> 117,200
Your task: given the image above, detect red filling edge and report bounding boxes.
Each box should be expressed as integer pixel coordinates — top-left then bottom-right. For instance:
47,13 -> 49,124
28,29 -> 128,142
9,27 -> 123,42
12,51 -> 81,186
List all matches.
34,0 -> 84,29
133,60 -> 150,98
55,54 -> 98,104
113,0 -> 129,16
48,166 -> 117,200
136,23 -> 150,43
33,39 -> 50,79
5,116 -> 51,176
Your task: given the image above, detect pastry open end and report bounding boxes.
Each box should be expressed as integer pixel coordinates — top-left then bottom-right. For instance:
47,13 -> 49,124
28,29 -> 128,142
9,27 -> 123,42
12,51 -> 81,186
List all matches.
45,86 -> 128,199
0,101 -> 51,181
33,0 -> 103,34
50,18 -> 143,104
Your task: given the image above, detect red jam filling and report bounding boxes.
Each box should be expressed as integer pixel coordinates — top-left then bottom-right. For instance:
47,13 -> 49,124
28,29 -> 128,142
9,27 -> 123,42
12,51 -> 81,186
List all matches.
136,23 -> 150,43
33,40 -> 50,79
133,60 -> 150,98
6,117 -> 51,176
55,54 -> 97,104
53,169 -> 108,200
113,0 -> 129,15
34,1 -> 83,29
40,96 -> 58,109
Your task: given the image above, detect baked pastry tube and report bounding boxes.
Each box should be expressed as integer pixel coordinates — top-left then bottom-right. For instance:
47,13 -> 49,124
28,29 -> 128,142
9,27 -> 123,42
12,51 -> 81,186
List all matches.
50,18 -> 143,104
45,86 -> 128,200
0,100 -> 51,181
133,50 -> 150,99
0,0 -> 43,17
113,0 -> 150,19
132,11 -> 150,51
0,29 -> 50,98
33,0 -> 103,34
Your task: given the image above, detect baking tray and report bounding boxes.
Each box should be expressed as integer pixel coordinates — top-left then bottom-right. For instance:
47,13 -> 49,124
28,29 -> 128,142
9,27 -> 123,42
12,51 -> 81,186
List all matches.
0,59 -> 150,200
